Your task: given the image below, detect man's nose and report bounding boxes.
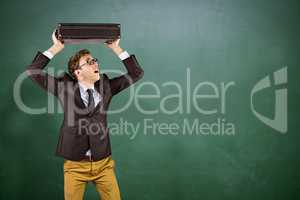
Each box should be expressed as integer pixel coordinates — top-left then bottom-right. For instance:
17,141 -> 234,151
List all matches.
93,64 -> 100,71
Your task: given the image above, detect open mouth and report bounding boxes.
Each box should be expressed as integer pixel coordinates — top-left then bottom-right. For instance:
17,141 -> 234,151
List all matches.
94,70 -> 99,73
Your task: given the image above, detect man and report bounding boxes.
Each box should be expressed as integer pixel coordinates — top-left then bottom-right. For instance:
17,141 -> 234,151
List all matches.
26,31 -> 144,200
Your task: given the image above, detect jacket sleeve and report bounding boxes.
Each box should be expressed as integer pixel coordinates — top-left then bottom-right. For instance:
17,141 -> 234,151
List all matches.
25,51 -> 61,96
109,54 -> 144,96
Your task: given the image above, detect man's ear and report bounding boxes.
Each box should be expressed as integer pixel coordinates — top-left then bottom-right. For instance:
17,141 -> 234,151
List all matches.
73,69 -> 80,80
75,69 -> 80,76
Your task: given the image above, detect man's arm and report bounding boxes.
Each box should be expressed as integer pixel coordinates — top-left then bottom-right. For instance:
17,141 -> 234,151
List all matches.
26,31 -> 64,96
106,39 -> 144,96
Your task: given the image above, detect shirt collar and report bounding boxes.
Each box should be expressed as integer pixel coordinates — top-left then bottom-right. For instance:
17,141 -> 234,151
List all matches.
78,82 -> 95,94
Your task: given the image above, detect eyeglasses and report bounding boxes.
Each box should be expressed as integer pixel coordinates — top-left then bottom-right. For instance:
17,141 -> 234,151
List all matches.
77,58 -> 98,69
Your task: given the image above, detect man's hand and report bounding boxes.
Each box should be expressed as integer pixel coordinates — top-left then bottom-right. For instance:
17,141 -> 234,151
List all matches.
105,39 -> 124,56
47,30 -> 65,56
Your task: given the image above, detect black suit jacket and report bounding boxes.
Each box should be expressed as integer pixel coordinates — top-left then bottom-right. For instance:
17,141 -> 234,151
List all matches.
26,52 -> 144,161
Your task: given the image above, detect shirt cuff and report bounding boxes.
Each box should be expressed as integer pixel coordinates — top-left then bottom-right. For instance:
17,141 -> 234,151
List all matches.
118,51 -> 130,60
43,50 -> 54,59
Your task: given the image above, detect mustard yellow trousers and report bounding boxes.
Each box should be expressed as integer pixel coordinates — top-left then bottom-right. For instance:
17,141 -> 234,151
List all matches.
63,156 -> 121,200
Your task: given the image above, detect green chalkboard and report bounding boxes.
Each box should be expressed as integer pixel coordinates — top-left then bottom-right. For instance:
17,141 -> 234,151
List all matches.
0,0 -> 299,199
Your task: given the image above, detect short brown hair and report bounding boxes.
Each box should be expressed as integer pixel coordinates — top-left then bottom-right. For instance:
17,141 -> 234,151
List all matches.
68,49 -> 90,79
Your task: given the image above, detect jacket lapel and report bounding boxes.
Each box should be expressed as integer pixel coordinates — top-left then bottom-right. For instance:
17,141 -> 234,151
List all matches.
91,75 -> 105,114
74,82 -> 89,113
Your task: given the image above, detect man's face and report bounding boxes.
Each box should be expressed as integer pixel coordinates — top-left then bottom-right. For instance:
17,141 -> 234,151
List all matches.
76,54 -> 100,82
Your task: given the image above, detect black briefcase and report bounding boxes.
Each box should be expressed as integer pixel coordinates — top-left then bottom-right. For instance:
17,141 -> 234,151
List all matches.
55,23 -> 121,44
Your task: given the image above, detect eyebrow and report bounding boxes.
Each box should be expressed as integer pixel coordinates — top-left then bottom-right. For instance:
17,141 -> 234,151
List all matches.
86,58 -> 93,62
